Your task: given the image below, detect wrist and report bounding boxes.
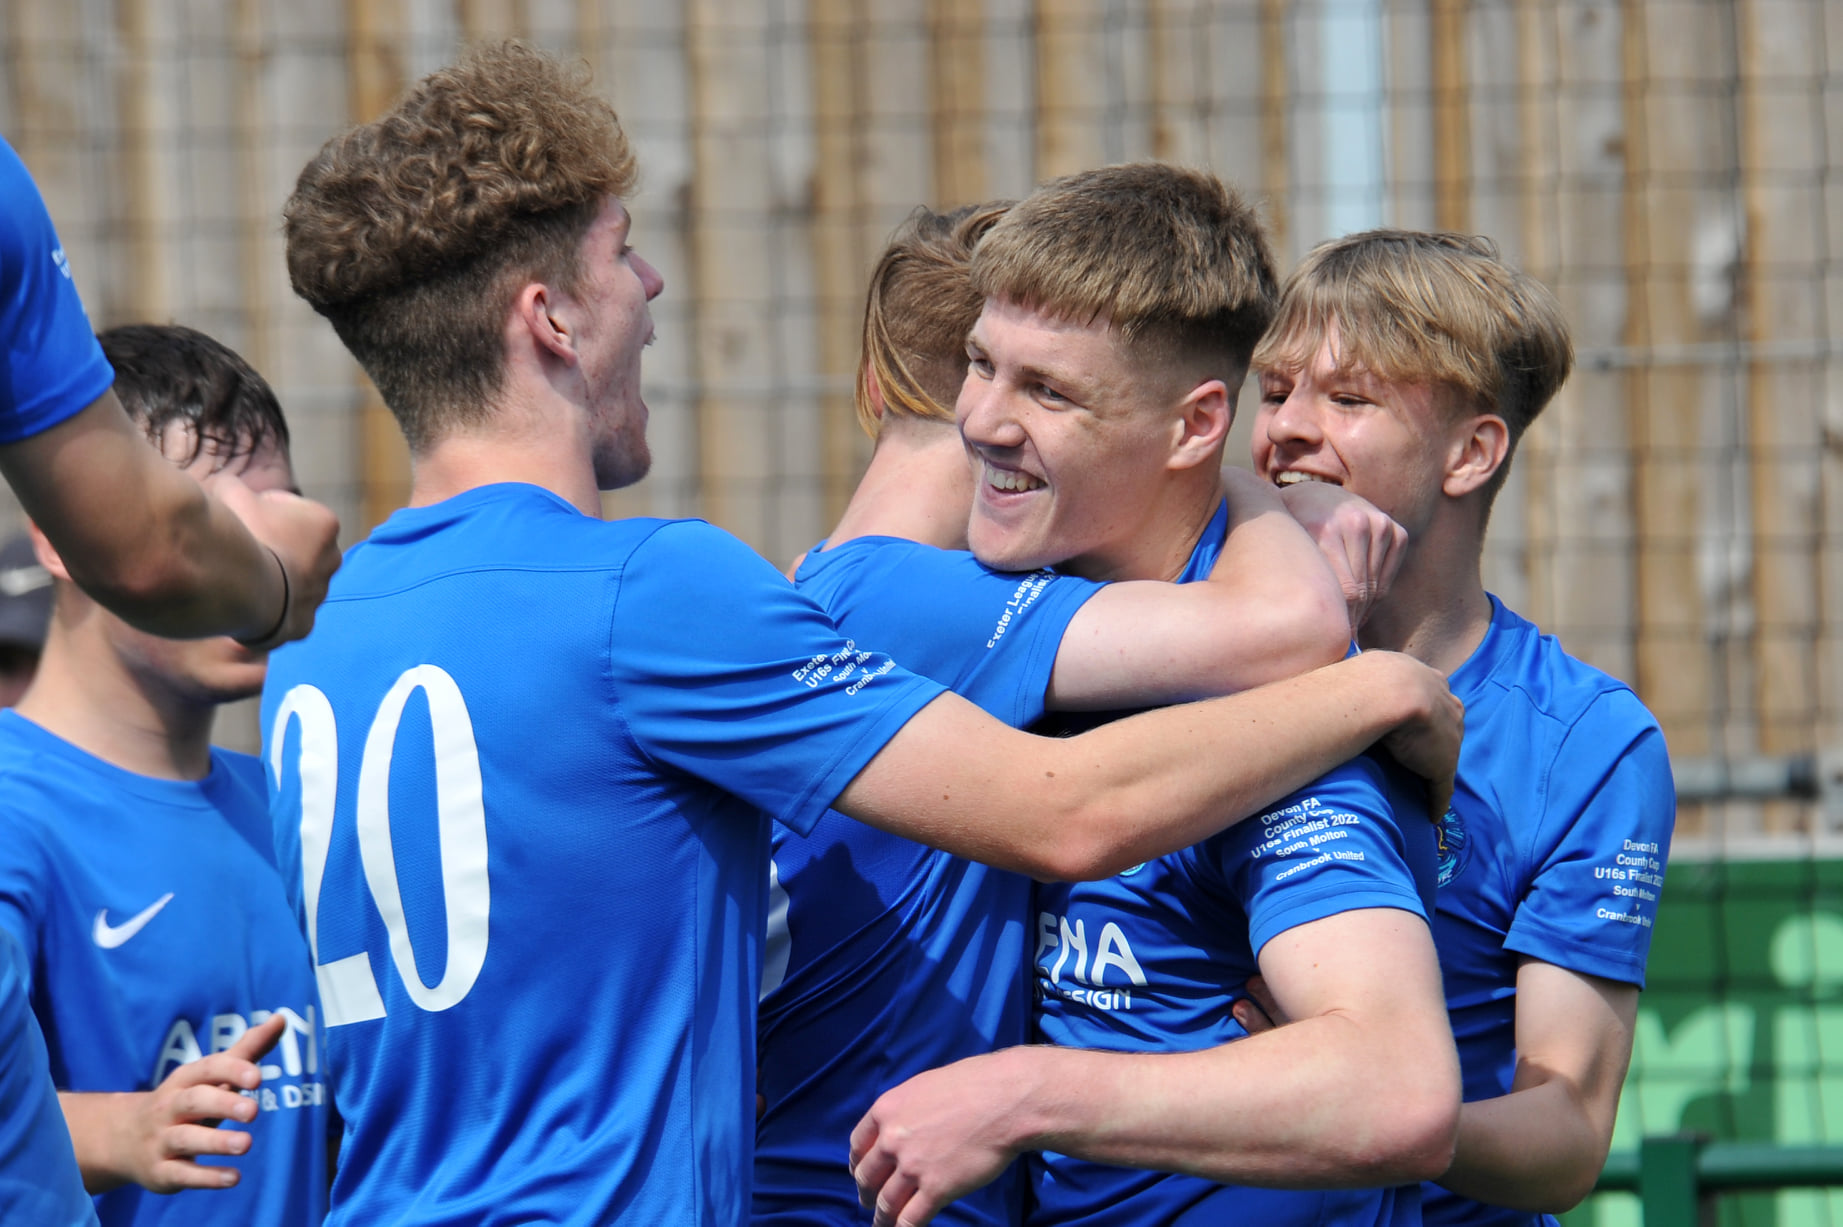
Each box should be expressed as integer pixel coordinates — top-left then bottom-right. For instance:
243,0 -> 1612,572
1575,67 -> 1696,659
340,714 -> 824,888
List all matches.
233,547 -> 291,649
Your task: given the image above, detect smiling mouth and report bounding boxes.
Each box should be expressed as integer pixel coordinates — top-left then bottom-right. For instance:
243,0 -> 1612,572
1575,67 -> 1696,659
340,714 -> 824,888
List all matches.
984,463 -> 1045,493
1274,470 -> 1339,487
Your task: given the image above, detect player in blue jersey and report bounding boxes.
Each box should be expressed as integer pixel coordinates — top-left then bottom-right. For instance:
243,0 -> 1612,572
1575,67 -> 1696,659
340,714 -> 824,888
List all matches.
1230,230 -> 1674,1226
270,45 -> 1463,1227
761,194 -> 1456,1226
0,138 -> 338,646
847,167 -> 1465,1227
0,141 -> 340,1227
0,323 -> 330,1226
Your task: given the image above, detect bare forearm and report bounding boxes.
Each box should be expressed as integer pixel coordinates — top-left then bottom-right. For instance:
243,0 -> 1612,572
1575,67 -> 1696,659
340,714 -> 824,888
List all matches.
984,1018 -> 1454,1188
842,651 -> 1445,880
58,1091 -> 135,1193
0,393 -> 286,640
1440,1081 -> 1611,1212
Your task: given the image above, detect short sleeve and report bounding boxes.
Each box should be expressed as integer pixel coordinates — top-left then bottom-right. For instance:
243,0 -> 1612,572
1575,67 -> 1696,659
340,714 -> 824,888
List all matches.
608,521 -> 947,837
1504,690 -> 1674,987
1216,758 -> 1433,958
814,544 -> 1103,728
0,140 -> 113,444
0,818 -> 45,993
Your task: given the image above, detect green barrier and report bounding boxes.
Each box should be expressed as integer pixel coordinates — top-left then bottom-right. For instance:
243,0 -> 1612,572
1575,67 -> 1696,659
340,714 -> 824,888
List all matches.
1594,1137 -> 1843,1223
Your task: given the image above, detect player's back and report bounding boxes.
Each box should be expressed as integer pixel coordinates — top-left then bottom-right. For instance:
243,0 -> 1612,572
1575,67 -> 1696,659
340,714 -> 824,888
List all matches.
264,485 -> 783,1226
758,537 -> 1100,1226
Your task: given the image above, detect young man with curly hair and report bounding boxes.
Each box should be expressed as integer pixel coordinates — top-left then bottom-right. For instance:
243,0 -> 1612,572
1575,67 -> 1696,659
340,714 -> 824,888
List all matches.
270,43 -> 1461,1225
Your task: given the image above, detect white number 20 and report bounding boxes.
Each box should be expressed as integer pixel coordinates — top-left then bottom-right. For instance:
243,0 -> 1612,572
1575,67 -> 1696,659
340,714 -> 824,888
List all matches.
269,666 -> 490,1028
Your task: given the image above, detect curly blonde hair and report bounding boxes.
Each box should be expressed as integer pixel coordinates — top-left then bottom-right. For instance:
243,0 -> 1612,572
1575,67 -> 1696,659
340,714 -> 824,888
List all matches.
285,41 -> 636,450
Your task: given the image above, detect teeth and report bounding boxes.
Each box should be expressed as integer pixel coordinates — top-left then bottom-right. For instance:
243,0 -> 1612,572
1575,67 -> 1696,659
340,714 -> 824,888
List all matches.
1275,471 -> 1330,486
986,465 -> 1045,493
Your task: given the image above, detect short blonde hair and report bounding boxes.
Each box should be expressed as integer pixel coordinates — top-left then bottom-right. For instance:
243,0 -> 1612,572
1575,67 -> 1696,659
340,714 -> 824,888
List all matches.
856,202 -> 1012,437
1253,229 -> 1572,496
970,163 -> 1277,382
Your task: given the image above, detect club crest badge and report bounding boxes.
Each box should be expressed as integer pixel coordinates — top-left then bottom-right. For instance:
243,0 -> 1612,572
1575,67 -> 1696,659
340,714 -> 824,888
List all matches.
1435,806 -> 1469,888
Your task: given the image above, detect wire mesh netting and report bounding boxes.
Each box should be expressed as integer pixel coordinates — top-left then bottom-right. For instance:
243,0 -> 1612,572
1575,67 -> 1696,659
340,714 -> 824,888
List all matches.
3,2 -> 1840,1221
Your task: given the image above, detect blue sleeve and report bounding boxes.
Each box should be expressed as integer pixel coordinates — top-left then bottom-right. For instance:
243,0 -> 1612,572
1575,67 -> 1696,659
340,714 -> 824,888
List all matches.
1217,758 -> 1433,958
609,521 -> 948,837
0,814 -> 44,996
1504,691 -> 1674,987
818,546 -> 1103,728
0,139 -> 113,444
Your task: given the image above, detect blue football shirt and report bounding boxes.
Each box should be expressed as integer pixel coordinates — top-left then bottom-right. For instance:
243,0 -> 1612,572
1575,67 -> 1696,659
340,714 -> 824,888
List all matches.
1420,598 -> 1673,1227
0,138 -> 113,444
0,926 -> 95,1227
0,711 -> 328,1227
757,537 -> 1103,1226
262,484 -> 946,1227
1029,754 -> 1436,1226
1028,502 -> 1434,1226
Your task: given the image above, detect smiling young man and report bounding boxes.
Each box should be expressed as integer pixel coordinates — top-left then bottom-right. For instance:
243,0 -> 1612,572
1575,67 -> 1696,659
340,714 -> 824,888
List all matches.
760,198 -> 1456,1227
267,48 -> 1463,1227
0,324 -> 330,1227
847,168 -> 1462,1227
1239,230 -> 1674,1226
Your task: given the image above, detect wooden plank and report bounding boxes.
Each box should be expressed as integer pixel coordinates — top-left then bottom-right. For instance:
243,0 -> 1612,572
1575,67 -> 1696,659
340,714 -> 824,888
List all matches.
930,0 -> 987,205
348,0 -> 413,533
233,0 -> 271,376
1259,0 -> 1289,259
1739,0 -> 1826,831
116,0 -> 167,322
1430,0 -> 1470,233
1034,0 -> 1104,179
459,0 -> 528,42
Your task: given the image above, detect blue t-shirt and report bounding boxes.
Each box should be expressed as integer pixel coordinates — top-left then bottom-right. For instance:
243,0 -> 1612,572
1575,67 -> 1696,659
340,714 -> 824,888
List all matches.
1420,598 -> 1673,1227
1028,501 -> 1434,1226
261,484 -> 946,1227
756,538 -> 1103,1226
0,138 -> 113,444
0,711 -> 328,1227
1030,755 -> 1436,1226
0,926 -> 96,1227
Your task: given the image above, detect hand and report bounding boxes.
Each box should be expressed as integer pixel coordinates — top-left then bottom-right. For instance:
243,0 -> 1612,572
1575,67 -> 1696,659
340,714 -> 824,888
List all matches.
210,475 -> 341,648
1230,975 -> 1288,1035
1367,652 -> 1464,819
96,1013 -> 286,1193
1278,482 -> 1407,635
849,1053 -> 1025,1227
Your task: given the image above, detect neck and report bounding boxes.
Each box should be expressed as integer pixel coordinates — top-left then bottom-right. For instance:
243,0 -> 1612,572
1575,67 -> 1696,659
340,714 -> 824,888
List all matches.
408,392 -> 603,517
14,615 -> 216,781
1068,466 -> 1226,583
826,420 -> 976,551
1357,512 -> 1493,675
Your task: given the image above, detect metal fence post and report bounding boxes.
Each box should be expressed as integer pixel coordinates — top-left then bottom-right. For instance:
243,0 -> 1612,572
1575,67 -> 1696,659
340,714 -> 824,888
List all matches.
1640,1134 -> 1706,1225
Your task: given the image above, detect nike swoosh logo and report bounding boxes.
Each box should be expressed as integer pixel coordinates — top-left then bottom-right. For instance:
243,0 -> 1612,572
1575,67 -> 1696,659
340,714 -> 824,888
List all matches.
93,893 -> 174,949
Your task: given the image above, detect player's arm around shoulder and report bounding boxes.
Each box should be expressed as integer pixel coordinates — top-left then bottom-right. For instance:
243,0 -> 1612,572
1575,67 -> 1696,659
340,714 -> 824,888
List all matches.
1044,471 -> 1350,712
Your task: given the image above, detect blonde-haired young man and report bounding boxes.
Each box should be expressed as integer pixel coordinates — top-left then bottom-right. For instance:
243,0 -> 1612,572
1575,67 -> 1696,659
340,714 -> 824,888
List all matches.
762,193 -> 1454,1225
270,46 -> 1460,1226
1240,230 -> 1673,1226
850,171 -> 1465,1227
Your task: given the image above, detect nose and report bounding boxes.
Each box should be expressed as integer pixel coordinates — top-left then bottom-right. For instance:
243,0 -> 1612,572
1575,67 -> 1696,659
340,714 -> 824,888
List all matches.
1260,386 -> 1323,452
634,252 -> 665,301
957,373 -> 1026,453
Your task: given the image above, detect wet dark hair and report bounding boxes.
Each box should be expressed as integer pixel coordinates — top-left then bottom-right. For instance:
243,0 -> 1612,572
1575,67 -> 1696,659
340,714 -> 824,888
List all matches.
96,324 -> 290,468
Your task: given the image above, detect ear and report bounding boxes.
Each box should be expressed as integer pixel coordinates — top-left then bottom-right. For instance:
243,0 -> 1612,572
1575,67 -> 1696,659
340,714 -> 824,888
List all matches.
26,521 -> 70,584
864,366 -> 885,422
1167,378 -> 1233,472
512,282 -> 579,364
1442,413 -> 1511,498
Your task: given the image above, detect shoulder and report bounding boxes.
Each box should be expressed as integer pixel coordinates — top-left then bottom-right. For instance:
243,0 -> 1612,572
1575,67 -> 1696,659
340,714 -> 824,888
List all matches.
1472,600 -> 1657,732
